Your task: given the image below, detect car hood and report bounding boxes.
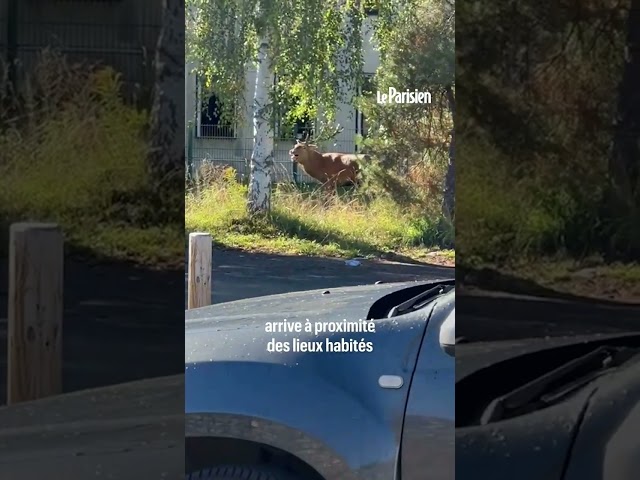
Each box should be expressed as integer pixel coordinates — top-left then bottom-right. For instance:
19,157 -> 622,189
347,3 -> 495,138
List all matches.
185,281 -> 426,329
456,332 -> 640,480
186,281 -> 454,480
456,389 -> 593,480
185,280 -> 447,365
563,356 -> 640,480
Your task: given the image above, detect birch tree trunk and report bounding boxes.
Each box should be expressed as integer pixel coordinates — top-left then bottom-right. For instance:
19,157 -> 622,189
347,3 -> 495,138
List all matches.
148,0 -> 185,189
247,37 -> 274,215
442,86 -> 455,220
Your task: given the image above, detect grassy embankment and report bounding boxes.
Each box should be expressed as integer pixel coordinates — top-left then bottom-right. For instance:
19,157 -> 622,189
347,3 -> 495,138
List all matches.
0,54 -> 183,268
186,166 -> 455,266
457,140 -> 640,302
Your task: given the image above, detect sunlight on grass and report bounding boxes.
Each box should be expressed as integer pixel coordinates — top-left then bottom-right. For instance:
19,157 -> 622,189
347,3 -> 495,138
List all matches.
185,166 -> 453,262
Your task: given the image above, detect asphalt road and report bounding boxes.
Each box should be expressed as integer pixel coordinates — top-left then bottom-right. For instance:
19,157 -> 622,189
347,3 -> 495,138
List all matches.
457,289 -> 640,342
0,257 -> 184,405
0,375 -> 184,479
186,248 -> 454,307
0,248 -> 451,404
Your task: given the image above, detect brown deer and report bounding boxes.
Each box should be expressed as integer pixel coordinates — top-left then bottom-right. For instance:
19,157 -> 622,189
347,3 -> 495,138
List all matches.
288,125 -> 365,191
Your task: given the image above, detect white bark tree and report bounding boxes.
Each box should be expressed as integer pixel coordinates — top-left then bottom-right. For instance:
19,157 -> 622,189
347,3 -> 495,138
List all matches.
187,0 -> 365,215
247,9 -> 274,214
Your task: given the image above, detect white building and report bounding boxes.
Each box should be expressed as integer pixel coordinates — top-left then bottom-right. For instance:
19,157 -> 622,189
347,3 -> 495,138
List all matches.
185,14 -> 380,183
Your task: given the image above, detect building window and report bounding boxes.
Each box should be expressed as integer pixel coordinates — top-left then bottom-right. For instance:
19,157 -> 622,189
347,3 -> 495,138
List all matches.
196,76 -> 236,139
363,0 -> 379,15
356,73 -> 375,141
278,116 -> 313,141
273,74 -> 314,141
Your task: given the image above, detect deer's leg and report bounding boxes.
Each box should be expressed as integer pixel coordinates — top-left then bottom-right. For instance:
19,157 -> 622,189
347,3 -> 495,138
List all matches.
318,179 -> 331,195
332,176 -> 341,195
322,177 -> 336,196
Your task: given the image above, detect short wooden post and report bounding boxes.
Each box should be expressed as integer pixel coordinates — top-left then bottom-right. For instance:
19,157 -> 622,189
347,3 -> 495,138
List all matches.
188,232 -> 212,309
7,223 -> 64,404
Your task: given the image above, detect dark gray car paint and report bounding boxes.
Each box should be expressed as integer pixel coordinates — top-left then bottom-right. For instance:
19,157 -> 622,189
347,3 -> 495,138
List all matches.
185,281 -> 455,480
456,333 -> 640,480
401,296 -> 455,480
456,388 -> 593,480
456,332 -> 640,379
564,357 -> 640,480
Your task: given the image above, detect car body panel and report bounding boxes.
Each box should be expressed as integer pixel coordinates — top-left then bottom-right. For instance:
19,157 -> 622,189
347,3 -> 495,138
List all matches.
563,357 -> 640,480
456,333 -> 640,480
456,332 -> 640,380
185,281 -> 454,480
401,296 -> 455,480
456,390 -> 592,480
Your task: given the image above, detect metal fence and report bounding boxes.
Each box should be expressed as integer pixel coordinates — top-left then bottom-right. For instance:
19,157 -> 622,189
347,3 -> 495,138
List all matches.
0,0 -> 162,106
187,126 -> 364,185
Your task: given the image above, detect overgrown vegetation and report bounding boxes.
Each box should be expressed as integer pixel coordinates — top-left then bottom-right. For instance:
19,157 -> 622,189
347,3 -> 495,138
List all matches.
188,0 -> 368,214
357,0 -> 454,222
0,51 -> 183,266
186,0 -> 455,264
457,0 -> 640,300
186,165 -> 454,263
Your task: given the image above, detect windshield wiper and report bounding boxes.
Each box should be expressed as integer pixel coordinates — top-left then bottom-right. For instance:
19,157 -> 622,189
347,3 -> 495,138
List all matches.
480,346 -> 637,424
387,284 -> 453,318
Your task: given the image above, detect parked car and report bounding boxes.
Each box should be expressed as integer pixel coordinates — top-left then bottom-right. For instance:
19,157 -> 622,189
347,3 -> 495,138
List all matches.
185,279 -> 455,480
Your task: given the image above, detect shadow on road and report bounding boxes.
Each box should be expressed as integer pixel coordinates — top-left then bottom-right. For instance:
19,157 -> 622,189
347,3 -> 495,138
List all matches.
459,265 -> 640,307
457,292 -> 640,342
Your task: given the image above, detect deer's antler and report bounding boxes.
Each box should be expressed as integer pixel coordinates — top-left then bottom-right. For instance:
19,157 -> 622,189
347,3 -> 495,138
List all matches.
296,129 -> 312,145
296,129 -> 317,148
314,123 -> 344,143
295,123 -> 343,148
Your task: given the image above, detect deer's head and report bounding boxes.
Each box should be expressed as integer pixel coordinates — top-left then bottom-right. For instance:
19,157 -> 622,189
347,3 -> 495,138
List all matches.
288,124 -> 344,163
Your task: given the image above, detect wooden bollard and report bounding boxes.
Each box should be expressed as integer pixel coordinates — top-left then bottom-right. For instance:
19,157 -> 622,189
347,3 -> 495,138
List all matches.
187,232 -> 212,309
7,223 -> 64,404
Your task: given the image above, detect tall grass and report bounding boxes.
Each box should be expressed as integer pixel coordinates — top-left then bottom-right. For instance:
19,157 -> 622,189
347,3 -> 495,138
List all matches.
456,135 -> 612,267
186,165 -> 453,259
0,50 -> 183,266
